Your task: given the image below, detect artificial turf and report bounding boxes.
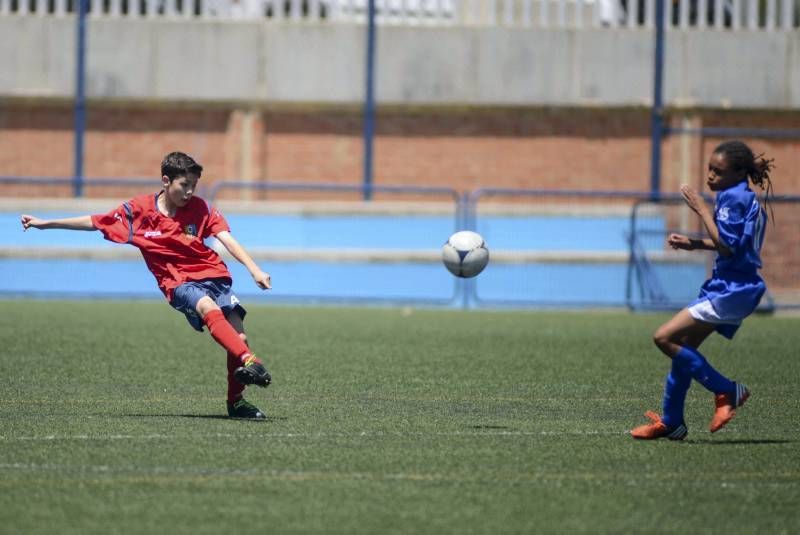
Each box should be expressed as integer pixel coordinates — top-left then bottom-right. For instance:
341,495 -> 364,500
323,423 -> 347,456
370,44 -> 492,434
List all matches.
1,300 -> 798,534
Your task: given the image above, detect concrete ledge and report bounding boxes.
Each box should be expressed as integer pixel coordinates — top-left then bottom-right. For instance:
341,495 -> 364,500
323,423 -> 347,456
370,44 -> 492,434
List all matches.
1,18 -> 796,108
0,246 -> 704,264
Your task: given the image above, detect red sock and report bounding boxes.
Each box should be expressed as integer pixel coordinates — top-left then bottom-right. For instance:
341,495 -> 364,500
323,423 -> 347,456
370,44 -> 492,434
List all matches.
203,309 -> 251,361
226,352 -> 246,403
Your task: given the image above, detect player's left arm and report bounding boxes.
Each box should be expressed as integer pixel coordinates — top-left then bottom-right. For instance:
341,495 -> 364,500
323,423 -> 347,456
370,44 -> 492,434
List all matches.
667,233 -> 716,251
679,184 -> 732,257
214,230 -> 271,290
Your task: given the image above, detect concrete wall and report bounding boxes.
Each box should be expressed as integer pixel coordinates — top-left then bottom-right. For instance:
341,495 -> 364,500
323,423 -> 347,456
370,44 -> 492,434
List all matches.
1,17 -> 798,108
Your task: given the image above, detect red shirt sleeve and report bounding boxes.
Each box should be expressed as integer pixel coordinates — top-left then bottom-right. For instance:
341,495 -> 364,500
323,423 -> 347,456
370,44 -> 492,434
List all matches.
91,202 -> 135,244
203,203 -> 230,239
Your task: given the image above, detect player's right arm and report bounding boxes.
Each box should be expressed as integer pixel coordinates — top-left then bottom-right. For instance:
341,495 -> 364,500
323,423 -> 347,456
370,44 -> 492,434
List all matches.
679,184 -> 732,257
21,214 -> 97,231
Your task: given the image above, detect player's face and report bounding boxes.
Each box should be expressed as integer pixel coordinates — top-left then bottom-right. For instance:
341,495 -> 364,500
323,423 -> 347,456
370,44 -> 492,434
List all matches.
706,153 -> 745,191
164,174 -> 199,207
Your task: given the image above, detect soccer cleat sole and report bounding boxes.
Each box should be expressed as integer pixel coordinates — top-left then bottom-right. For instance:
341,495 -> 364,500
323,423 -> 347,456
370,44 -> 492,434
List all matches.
233,366 -> 272,388
228,410 -> 267,420
227,400 -> 267,419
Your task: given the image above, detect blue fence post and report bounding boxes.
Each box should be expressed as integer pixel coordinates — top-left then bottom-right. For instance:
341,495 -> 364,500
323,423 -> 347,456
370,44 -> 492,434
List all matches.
73,0 -> 88,198
362,0 -> 377,201
456,191 -> 468,231
625,199 -> 642,310
649,0 -> 666,200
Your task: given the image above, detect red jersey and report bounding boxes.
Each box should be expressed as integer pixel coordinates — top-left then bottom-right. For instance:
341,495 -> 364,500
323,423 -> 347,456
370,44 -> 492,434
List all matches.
91,192 -> 232,301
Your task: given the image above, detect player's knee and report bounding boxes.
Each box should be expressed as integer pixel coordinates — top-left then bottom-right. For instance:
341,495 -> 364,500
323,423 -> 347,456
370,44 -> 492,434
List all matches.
196,297 -> 221,317
652,329 -> 671,352
238,332 -> 247,343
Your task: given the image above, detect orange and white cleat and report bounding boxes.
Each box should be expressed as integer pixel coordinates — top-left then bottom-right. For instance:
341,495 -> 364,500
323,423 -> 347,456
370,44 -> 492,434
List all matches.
710,383 -> 750,433
631,411 -> 688,441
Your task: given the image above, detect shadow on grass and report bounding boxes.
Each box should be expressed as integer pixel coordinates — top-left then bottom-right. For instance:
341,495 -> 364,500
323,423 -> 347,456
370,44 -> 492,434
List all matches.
689,438 -> 793,445
471,425 -> 513,430
122,413 -> 288,422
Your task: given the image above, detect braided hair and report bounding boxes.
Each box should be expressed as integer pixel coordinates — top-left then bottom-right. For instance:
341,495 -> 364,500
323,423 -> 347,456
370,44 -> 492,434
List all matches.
713,140 -> 775,219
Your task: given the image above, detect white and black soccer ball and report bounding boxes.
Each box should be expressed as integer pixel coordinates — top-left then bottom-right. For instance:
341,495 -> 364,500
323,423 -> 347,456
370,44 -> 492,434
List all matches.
442,230 -> 489,278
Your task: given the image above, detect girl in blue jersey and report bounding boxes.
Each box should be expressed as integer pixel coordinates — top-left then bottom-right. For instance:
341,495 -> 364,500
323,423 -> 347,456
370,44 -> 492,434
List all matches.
632,140 -> 775,440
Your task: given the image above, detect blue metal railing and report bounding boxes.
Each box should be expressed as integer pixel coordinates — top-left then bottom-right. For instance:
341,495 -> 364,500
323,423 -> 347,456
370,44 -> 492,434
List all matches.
627,194 -> 800,311
206,179 -> 468,228
664,126 -> 800,139
3,181 -> 799,310
206,180 -> 466,307
463,187 -> 655,231
626,193 -> 694,311
206,180 -> 459,203
0,176 -> 162,190
463,188 -> 656,308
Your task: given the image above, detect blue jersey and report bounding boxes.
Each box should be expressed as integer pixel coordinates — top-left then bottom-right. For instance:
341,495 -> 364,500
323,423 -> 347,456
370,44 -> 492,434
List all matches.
713,180 -> 766,278
690,180 -> 767,338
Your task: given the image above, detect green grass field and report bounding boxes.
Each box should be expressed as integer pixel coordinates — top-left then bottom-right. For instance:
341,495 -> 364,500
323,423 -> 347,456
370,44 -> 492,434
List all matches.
1,300 -> 798,534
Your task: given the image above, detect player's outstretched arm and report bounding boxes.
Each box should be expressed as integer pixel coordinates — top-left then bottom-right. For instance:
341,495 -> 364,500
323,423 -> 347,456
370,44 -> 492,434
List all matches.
214,230 -> 271,290
21,214 -> 96,231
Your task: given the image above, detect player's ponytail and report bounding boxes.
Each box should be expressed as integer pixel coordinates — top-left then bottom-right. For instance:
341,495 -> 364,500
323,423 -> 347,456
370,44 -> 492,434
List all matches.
750,153 -> 775,195
750,153 -> 775,223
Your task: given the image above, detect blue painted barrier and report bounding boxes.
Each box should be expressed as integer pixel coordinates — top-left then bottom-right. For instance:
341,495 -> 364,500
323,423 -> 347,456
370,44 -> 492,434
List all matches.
6,183 -> 795,309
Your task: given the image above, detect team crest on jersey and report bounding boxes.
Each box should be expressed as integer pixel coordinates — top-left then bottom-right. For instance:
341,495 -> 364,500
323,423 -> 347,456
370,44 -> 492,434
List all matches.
183,224 -> 198,237
717,207 -> 730,222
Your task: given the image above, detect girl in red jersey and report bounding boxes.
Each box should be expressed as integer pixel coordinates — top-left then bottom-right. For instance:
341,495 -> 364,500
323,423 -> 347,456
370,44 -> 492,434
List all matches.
21,152 -> 272,419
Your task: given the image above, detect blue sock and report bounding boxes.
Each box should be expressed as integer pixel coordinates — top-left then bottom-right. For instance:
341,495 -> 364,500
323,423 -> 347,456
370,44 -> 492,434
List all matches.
673,346 -> 734,395
662,360 -> 691,428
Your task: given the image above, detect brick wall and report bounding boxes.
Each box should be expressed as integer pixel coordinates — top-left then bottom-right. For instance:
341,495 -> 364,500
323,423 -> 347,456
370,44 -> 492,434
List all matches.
2,102 -> 798,196
2,101 -> 797,296
761,205 -> 800,294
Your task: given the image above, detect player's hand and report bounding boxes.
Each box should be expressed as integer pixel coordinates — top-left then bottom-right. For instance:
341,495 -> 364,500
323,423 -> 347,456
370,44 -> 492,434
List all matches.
252,270 -> 272,290
20,214 -> 45,231
667,233 -> 693,250
679,184 -> 706,215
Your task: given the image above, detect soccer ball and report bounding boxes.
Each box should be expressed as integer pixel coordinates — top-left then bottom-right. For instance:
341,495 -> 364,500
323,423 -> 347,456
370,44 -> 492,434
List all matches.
442,231 -> 489,278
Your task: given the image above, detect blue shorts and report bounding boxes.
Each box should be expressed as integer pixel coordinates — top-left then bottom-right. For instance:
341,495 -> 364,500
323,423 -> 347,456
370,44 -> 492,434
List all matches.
170,278 -> 247,332
688,274 -> 765,339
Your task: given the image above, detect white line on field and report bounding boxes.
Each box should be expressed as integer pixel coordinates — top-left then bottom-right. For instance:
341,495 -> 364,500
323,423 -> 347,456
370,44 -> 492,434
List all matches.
0,462 -> 444,481
2,462 -> 795,486
0,430 -> 623,441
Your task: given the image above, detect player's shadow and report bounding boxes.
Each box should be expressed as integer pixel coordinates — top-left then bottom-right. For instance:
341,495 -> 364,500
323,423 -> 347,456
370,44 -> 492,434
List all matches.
471,425 -> 513,430
689,438 -> 793,445
122,413 -> 288,422
180,414 -> 288,422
